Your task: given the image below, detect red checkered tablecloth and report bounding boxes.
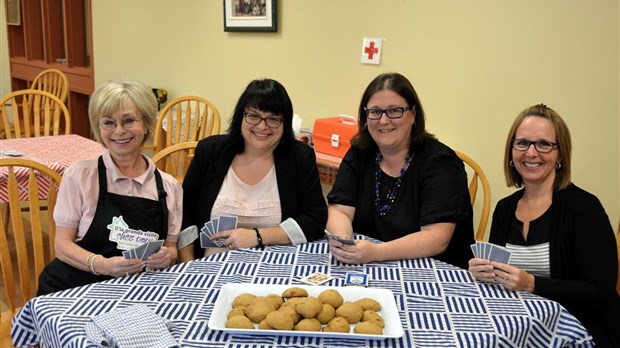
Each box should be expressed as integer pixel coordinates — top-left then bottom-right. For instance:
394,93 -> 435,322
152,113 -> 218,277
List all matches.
0,135 -> 104,203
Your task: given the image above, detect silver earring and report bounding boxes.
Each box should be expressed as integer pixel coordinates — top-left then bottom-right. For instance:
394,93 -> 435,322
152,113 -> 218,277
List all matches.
509,160 -> 515,167
556,162 -> 562,170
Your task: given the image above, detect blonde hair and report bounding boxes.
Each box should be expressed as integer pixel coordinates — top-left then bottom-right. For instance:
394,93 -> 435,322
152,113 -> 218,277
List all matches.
504,104 -> 572,190
88,80 -> 157,146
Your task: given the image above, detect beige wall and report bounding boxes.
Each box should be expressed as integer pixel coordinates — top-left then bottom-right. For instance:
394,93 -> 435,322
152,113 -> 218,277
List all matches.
2,0 -> 619,234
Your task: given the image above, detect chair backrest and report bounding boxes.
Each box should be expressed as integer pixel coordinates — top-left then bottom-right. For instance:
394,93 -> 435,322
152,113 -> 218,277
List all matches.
151,141 -> 198,184
0,158 -> 61,312
455,150 -> 491,242
0,89 -> 71,139
149,96 -> 220,155
31,68 -> 70,104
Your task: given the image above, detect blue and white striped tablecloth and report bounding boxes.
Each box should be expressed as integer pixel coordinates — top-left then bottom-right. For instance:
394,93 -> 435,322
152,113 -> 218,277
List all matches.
12,237 -> 593,347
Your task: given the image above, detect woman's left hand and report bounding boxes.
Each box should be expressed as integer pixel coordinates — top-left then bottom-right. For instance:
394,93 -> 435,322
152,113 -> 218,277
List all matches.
328,239 -> 377,264
214,228 -> 256,249
491,262 -> 535,292
145,245 -> 172,270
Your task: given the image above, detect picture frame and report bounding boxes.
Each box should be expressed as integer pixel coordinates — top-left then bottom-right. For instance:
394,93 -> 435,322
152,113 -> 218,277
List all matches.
5,0 -> 21,26
223,0 -> 277,32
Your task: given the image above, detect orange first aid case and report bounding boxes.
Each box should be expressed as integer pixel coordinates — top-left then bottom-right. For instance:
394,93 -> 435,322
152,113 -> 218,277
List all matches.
313,115 -> 358,158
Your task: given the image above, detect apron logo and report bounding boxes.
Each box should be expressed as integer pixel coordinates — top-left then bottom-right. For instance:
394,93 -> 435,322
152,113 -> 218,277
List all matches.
107,216 -> 159,250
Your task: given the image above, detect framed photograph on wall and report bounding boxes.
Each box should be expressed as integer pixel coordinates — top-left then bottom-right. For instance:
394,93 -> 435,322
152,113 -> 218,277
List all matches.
223,0 -> 277,32
6,0 -> 21,26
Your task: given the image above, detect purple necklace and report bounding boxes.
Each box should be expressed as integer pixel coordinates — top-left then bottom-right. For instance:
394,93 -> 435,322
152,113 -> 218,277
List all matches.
374,150 -> 413,216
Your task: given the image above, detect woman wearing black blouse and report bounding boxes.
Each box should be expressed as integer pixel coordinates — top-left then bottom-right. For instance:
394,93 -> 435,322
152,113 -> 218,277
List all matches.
326,73 -> 474,269
468,104 -> 620,346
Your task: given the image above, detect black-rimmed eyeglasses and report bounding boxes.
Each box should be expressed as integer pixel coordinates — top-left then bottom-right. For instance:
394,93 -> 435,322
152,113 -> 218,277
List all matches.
99,117 -> 142,130
512,138 -> 558,153
364,106 -> 412,120
244,112 -> 284,129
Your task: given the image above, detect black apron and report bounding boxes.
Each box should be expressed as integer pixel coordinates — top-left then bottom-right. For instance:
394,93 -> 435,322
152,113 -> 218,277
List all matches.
38,157 -> 168,295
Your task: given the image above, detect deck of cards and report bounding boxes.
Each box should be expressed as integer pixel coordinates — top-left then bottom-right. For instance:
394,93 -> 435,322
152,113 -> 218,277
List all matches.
200,215 -> 238,248
471,242 -> 512,264
324,229 -> 355,245
122,239 -> 164,260
300,271 -> 334,286
345,272 -> 369,287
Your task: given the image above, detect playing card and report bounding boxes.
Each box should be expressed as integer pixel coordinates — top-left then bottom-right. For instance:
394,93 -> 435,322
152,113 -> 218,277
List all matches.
300,271 -> 334,286
132,243 -> 148,260
324,229 -> 355,245
217,215 -> 238,232
200,231 -> 219,248
122,249 -> 132,259
470,244 -> 477,258
141,240 -> 164,260
204,221 -> 215,236
489,244 -> 511,264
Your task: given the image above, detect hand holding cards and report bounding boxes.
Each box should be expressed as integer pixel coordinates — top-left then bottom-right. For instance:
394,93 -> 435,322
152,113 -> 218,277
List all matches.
324,229 -> 355,245
470,242 -> 511,263
122,240 -> 164,260
200,215 -> 238,248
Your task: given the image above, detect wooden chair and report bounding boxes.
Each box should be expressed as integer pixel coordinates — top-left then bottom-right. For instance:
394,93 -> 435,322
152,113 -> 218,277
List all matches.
0,159 -> 61,343
0,89 -> 71,139
455,150 -> 491,242
31,68 -> 69,104
151,141 -> 198,184
145,96 -> 220,155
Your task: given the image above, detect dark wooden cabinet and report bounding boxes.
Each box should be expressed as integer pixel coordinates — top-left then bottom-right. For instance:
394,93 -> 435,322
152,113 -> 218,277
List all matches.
5,0 -> 94,138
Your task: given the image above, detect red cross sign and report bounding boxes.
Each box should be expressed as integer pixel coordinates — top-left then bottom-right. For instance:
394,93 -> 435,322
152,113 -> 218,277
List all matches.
361,37 -> 382,65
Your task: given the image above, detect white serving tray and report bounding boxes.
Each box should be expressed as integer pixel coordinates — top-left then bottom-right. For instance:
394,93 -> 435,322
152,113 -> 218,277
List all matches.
208,283 -> 404,340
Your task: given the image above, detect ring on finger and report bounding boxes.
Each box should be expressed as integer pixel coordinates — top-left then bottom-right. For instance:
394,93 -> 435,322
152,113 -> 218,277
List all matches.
504,274 -> 508,281
228,244 -> 233,250
126,272 -> 129,277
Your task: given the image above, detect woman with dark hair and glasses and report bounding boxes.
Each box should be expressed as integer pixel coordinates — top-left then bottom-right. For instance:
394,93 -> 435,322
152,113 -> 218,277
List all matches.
326,73 -> 474,269
469,104 -> 620,346
179,78 -> 327,261
38,80 -> 182,294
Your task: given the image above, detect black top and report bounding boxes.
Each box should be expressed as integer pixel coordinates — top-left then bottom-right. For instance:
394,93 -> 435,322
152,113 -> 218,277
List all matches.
489,184 -> 620,347
182,135 -> 327,258
327,138 -> 474,269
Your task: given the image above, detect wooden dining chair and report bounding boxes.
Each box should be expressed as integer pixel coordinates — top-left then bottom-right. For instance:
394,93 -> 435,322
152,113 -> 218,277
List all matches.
144,96 -> 220,155
0,89 -> 71,139
31,68 -> 70,104
455,150 -> 491,242
0,159 -> 61,342
151,141 -> 198,184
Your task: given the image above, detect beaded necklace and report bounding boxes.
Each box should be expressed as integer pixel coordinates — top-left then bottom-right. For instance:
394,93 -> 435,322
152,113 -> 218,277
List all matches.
374,150 -> 414,216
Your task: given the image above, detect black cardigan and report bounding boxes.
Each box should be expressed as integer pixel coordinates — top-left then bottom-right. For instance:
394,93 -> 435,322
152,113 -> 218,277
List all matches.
182,135 -> 327,257
489,184 -> 620,346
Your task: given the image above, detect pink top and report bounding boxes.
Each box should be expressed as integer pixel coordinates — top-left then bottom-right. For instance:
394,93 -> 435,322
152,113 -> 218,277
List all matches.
53,150 -> 182,243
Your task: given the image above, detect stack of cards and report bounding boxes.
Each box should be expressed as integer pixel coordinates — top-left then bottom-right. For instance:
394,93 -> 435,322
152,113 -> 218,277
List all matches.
324,229 -> 355,245
122,240 -> 164,260
200,215 -> 238,248
300,271 -> 334,286
470,242 -> 512,263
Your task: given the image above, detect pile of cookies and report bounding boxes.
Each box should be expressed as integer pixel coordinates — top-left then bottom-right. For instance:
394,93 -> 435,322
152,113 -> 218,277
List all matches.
225,287 -> 385,335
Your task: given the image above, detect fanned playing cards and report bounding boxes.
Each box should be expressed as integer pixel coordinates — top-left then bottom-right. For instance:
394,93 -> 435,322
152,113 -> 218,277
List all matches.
470,242 -> 511,263
200,215 -> 238,248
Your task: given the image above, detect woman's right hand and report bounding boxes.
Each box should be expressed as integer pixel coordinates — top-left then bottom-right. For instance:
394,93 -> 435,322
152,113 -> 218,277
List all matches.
95,256 -> 145,277
468,257 -> 496,282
